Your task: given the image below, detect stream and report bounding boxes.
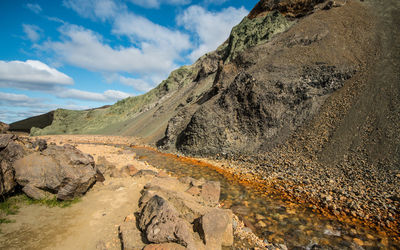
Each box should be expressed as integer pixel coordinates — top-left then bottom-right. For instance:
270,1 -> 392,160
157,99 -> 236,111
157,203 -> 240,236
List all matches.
128,146 -> 396,249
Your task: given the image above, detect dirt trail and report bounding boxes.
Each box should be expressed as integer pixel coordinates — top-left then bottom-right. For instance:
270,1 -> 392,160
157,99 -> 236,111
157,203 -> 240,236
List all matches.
0,136 -> 157,250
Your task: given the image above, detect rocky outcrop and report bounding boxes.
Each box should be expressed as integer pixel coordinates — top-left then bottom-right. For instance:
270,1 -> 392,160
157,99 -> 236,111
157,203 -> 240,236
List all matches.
13,143 -> 100,200
0,122 -> 9,134
118,175 -> 235,249
248,0 -> 328,19
139,195 -> 195,248
0,134 -> 26,196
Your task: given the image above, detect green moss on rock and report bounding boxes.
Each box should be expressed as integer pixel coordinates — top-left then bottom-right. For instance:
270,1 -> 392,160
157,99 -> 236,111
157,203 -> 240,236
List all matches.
220,11 -> 294,62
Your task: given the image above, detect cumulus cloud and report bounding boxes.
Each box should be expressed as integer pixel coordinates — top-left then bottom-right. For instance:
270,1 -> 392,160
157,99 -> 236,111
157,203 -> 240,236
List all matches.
22,24 -> 42,42
119,76 -> 153,92
129,0 -> 190,8
56,88 -> 132,102
26,3 -> 42,14
113,13 -> 191,52
63,0 -> 123,21
177,5 -> 248,61
42,24 -> 187,75
0,92 -> 42,106
0,60 -> 74,90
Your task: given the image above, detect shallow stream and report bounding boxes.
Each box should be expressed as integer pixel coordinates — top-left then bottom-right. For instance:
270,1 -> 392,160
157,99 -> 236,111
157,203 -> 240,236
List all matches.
129,146 -> 397,249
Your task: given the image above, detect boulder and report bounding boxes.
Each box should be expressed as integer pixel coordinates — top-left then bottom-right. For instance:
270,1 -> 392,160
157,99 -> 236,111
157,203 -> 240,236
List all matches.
0,122 -> 9,134
140,183 -> 210,223
200,181 -> 221,205
139,195 -> 195,248
199,208 -> 234,249
22,184 -> 51,200
14,144 -> 97,200
32,139 -> 47,151
0,134 -> 15,149
120,165 -> 139,177
0,135 -> 25,196
119,220 -> 145,250
134,169 -> 158,178
96,156 -> 117,176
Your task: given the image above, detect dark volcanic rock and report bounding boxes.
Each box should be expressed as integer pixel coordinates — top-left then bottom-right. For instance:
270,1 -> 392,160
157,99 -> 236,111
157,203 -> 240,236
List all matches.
14,144 -> 97,200
173,65 -> 353,156
248,0 -> 327,19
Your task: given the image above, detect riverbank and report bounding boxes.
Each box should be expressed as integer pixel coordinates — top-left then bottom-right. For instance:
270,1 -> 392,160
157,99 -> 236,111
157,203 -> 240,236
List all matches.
1,134 -> 266,249
34,135 -> 399,248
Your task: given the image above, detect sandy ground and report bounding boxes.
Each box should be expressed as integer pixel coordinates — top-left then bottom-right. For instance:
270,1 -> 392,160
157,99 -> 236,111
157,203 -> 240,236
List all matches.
0,135 -> 158,250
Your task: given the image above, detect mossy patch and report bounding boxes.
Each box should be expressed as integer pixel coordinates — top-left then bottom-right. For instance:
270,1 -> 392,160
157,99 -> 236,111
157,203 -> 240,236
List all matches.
0,194 -> 81,226
219,11 -> 294,62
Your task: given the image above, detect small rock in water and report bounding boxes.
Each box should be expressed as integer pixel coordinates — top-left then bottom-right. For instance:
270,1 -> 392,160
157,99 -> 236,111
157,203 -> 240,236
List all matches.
323,228 -> 341,237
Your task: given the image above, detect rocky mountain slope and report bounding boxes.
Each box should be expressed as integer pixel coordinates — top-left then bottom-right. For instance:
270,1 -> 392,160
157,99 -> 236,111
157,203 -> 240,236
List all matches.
28,0 -> 400,187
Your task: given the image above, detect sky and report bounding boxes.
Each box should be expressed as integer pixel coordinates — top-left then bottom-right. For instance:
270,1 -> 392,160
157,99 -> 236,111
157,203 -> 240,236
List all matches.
0,0 -> 258,124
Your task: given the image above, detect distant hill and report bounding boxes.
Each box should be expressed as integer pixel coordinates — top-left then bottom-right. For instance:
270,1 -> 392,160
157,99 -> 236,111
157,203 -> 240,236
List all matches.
9,111 -> 54,133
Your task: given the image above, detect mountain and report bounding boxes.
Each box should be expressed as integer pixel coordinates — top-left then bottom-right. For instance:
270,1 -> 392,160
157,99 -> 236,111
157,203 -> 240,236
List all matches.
27,0 -> 399,169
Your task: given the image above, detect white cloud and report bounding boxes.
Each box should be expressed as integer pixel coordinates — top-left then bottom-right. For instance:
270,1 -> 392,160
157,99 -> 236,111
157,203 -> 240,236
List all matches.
119,76 -> 153,92
0,92 -> 40,105
56,88 -> 132,102
177,5 -> 248,61
22,24 -> 42,42
63,0 -> 123,21
42,24 -> 187,74
113,13 -> 191,52
0,60 -> 74,90
129,0 -> 190,8
26,3 -> 42,14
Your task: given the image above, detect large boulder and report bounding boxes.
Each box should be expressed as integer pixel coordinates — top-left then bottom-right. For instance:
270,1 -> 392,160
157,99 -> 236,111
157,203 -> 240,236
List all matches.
0,122 -> 9,134
0,134 -> 26,196
199,209 -> 233,250
14,144 -> 99,200
139,195 -> 195,248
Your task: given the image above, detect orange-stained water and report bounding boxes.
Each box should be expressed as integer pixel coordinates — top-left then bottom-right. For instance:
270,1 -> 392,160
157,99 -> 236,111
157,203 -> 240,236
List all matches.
130,146 -> 398,249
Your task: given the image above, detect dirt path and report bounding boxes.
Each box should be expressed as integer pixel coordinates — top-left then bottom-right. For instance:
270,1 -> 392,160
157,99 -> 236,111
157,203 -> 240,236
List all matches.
0,136 -> 158,250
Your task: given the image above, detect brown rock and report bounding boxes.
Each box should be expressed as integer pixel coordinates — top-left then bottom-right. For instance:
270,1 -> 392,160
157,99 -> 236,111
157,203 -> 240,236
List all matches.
96,156 -> 117,176
134,169 -> 158,178
0,136 -> 25,196
156,170 -> 169,178
14,144 -> 97,200
200,181 -> 220,205
200,208 -> 233,249
22,184 -> 51,200
0,122 -> 9,134
186,186 -> 201,196
143,243 -> 186,250
119,221 -> 145,250
139,195 -> 194,248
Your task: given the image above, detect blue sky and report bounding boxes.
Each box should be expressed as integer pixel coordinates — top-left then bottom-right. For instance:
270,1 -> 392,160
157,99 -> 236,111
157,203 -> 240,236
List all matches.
0,0 -> 257,123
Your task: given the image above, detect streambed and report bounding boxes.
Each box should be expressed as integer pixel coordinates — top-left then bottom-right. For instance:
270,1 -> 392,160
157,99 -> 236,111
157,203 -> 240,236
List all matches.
129,146 -> 396,249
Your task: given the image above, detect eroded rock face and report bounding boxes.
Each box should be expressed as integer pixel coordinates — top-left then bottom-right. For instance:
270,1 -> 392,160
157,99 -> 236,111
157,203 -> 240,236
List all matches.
0,134 -> 25,196
248,0 -> 327,19
139,195 -> 195,248
14,144 -> 98,200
